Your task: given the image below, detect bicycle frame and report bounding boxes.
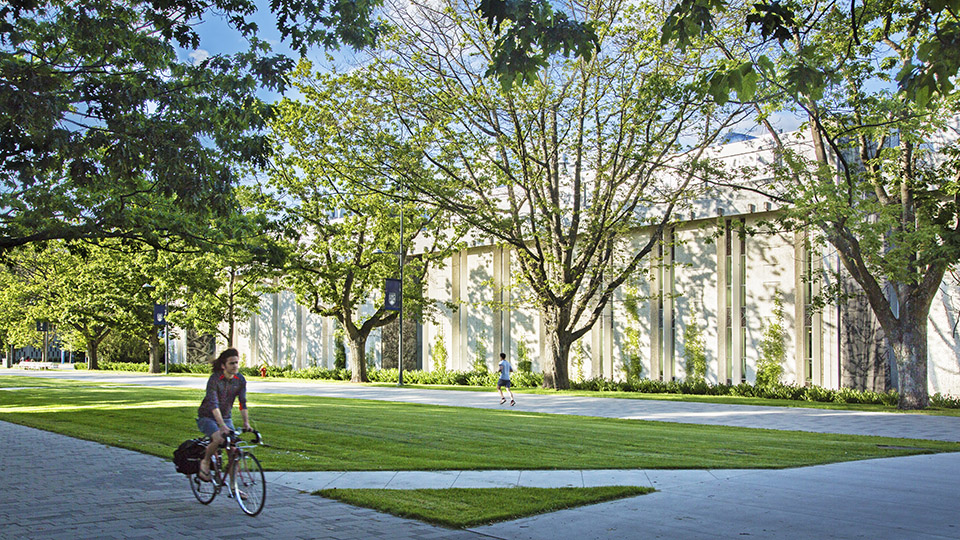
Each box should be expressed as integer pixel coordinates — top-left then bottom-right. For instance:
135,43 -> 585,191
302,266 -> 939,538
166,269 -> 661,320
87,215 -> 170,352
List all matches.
212,430 -> 258,494
189,429 -> 265,515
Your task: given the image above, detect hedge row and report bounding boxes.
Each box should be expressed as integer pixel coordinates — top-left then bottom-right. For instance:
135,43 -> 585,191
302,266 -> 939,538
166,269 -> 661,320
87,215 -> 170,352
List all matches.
81,361 -> 960,408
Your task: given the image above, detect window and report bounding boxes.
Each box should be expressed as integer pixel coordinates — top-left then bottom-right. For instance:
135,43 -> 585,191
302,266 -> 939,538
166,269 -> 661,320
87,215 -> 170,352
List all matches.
739,219 -> 747,383
724,220 -> 733,383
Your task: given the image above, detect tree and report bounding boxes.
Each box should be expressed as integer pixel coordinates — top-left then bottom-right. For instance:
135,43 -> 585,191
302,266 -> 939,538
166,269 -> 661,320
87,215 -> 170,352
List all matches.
266,64 -> 462,382
0,0 -> 387,254
361,0 -> 745,388
661,0 -> 960,409
0,243 -> 158,369
661,0 -> 960,105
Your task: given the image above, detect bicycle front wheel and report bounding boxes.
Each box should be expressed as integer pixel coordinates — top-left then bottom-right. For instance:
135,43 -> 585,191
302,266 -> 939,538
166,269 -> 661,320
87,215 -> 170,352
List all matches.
189,472 -> 217,504
233,451 -> 266,516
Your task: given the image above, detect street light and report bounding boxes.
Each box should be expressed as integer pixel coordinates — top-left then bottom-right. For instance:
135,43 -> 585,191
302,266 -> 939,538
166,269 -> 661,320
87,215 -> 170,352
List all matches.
379,248 -> 404,386
142,283 -> 169,375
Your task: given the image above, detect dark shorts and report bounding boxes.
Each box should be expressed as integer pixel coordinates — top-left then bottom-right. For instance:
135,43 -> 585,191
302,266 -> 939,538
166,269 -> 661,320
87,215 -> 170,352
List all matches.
197,416 -> 234,437
497,378 -> 511,388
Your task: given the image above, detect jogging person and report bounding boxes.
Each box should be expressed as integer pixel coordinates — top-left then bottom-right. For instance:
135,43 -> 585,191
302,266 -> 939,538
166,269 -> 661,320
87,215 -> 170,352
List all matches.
197,348 -> 251,481
497,352 -> 515,406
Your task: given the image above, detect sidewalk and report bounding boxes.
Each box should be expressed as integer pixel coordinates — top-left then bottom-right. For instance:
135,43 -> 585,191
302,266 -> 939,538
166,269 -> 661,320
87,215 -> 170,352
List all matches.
2,369 -> 960,539
266,468 -> 730,492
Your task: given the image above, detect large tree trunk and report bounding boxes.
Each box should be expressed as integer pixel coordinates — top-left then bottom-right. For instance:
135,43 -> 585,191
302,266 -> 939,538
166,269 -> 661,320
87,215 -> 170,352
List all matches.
542,304 -> 578,389
348,334 -> 368,383
542,312 -> 574,389
148,330 -> 162,374
86,340 -> 100,370
893,306 -> 929,410
543,333 -> 572,389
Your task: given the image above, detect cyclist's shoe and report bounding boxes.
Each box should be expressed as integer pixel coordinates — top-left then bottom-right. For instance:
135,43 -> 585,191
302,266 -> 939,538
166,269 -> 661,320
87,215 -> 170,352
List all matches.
197,462 -> 212,482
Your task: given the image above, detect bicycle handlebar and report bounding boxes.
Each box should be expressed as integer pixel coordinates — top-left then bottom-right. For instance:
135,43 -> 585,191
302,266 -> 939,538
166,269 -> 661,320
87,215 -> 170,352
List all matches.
225,429 -> 262,446
243,428 -> 262,445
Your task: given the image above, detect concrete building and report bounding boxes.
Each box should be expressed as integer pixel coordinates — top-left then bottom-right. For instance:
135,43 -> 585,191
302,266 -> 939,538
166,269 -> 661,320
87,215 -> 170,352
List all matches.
178,127 -> 960,397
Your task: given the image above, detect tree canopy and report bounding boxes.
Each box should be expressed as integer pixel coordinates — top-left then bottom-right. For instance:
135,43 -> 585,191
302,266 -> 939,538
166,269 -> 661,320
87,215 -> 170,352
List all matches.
0,0 -> 389,254
661,0 -> 960,408
350,0 -> 745,388
266,62 -> 462,382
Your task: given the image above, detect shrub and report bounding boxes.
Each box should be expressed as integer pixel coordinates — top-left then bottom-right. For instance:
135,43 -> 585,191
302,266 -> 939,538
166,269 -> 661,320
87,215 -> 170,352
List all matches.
572,341 -> 586,384
803,385 -> 834,402
99,333 -> 149,364
516,339 -> 532,373
620,284 -> 645,381
168,363 -> 211,374
931,392 -> 960,409
756,292 -> 786,387
682,316 -> 707,383
99,361 -> 148,372
431,332 -> 448,373
333,331 -> 347,370
621,328 -> 644,381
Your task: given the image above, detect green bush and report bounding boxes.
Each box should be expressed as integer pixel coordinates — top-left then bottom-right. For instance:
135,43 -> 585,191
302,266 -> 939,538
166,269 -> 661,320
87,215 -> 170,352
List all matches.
756,293 -> 786,387
99,333 -> 149,364
931,392 -> 960,408
168,363 -> 211,374
516,339 -> 532,373
99,361 -> 149,372
803,385 -> 834,402
682,316 -> 707,384
334,331 -> 347,370
572,341 -> 586,384
620,327 -> 644,381
431,332 -> 448,373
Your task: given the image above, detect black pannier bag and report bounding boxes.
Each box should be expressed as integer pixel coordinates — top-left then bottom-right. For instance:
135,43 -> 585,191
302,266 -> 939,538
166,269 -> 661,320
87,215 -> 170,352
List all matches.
173,438 -> 209,475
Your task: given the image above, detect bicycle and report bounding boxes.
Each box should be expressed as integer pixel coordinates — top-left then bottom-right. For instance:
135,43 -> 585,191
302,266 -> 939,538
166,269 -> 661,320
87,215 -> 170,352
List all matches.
188,429 -> 266,516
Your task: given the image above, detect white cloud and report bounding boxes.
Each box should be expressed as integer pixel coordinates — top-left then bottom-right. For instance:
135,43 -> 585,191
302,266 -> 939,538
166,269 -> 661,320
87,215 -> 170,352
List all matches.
189,49 -> 211,65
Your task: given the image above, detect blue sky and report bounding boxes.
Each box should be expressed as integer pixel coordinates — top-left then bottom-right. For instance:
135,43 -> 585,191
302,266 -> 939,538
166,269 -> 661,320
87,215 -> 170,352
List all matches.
183,2 -> 364,102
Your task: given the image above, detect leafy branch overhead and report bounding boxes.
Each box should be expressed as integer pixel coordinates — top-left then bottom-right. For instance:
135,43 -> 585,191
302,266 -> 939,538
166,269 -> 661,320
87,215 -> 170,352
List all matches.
477,0 -> 600,88
661,0 -> 960,107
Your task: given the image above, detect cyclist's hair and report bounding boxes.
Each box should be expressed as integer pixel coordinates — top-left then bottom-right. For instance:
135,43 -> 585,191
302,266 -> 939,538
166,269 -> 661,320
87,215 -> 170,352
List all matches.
212,348 -> 240,373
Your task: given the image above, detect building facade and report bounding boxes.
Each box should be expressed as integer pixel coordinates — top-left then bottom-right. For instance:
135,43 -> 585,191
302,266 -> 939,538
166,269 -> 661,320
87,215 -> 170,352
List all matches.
185,130 -> 960,397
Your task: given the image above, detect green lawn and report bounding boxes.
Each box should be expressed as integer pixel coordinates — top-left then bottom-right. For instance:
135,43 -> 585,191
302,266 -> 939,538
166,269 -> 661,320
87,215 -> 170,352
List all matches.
0,376 -> 956,472
2,375 -> 957,528
317,486 -> 655,528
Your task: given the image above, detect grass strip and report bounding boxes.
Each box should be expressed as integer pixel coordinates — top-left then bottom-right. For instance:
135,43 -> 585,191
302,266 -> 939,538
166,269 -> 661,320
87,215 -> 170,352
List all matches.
316,486 -> 655,528
0,376 -> 956,472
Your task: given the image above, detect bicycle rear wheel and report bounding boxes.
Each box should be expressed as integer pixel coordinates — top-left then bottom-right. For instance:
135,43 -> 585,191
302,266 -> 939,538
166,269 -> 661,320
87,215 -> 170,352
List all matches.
189,472 -> 217,504
233,451 -> 266,516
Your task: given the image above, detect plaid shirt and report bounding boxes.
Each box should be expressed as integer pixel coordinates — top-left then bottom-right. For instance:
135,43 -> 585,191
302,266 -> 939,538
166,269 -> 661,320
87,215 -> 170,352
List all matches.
197,372 -> 247,420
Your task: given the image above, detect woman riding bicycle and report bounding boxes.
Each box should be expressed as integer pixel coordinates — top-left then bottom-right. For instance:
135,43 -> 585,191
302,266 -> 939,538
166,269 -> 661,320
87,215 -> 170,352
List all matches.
197,348 -> 251,482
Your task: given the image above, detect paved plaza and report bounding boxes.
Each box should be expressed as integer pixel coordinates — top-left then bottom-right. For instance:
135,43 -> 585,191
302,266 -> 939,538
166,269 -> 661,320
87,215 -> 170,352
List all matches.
1,369 -> 959,539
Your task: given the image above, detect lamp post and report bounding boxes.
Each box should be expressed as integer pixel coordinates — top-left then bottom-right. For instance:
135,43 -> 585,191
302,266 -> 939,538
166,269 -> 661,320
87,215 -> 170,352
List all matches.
143,283 -> 169,374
